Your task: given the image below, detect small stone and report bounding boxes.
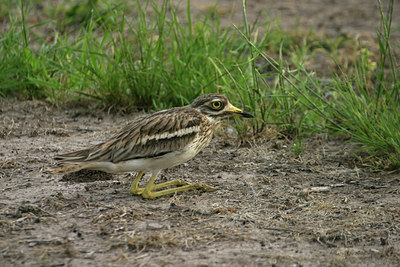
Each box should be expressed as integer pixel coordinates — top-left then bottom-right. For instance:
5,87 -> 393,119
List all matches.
147,222 -> 164,230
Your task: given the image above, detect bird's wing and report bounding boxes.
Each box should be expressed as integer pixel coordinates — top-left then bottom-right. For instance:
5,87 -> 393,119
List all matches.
56,108 -> 205,163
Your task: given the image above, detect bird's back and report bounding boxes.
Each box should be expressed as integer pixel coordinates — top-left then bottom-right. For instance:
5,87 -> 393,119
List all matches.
53,107 -> 214,173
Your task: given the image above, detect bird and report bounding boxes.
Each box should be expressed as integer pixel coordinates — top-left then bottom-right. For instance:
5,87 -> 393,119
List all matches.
52,93 -> 253,199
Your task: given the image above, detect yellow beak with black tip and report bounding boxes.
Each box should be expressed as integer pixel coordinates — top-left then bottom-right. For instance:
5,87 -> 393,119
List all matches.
227,105 -> 254,118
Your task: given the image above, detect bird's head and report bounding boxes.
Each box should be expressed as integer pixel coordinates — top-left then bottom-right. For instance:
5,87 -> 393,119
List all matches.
189,94 -> 253,121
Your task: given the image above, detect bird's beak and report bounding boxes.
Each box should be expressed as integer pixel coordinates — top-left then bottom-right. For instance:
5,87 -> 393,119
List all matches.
227,105 -> 254,118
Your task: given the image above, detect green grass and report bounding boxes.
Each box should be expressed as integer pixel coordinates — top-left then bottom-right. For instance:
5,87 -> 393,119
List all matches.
1,0 -> 261,109
232,0 -> 399,169
328,0 -> 400,169
0,0 -> 399,170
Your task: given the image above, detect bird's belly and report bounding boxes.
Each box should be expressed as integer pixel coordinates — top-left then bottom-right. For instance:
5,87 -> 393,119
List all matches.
96,131 -> 213,173
111,149 -> 197,173
113,134 -> 212,173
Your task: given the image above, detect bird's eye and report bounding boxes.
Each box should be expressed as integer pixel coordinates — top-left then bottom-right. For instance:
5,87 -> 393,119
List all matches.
211,101 -> 223,110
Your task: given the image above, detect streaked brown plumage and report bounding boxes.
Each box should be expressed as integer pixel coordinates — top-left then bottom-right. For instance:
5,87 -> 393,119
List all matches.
53,94 -> 253,198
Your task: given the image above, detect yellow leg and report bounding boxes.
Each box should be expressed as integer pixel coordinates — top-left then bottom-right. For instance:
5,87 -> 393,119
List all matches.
130,171 -> 190,195
141,174 -> 217,199
129,171 -> 145,195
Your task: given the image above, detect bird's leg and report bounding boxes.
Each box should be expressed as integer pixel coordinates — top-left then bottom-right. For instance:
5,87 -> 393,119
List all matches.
130,171 -> 190,196
152,179 -> 190,189
141,174 -> 217,199
129,171 -> 145,195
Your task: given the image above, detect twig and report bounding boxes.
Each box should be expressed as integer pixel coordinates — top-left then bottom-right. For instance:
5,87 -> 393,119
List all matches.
317,237 -> 337,247
264,227 -> 294,232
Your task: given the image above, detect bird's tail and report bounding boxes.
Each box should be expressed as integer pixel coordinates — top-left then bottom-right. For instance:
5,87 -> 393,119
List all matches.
54,148 -> 90,161
51,162 -> 87,174
52,148 -> 91,174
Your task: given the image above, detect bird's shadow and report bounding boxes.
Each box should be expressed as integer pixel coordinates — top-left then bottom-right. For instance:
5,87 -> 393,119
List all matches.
60,170 -> 113,183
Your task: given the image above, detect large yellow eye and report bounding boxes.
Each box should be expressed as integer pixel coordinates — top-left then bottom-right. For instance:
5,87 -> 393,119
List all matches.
211,101 -> 223,110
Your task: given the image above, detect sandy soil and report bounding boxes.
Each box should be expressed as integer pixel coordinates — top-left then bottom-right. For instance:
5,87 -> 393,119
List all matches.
185,0 -> 400,39
1,1 -> 400,266
1,100 -> 400,266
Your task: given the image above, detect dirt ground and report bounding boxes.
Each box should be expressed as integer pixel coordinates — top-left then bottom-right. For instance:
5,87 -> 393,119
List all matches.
1,0 -> 400,266
1,103 -> 400,267
189,0 -> 400,38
